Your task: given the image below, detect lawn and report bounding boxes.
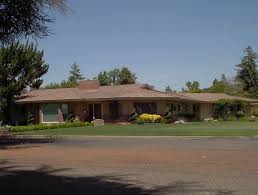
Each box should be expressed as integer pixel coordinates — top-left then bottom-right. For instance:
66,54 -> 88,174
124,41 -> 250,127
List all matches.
16,121 -> 258,136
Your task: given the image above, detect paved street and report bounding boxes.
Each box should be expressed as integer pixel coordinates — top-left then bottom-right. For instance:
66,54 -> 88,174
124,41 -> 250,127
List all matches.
1,136 -> 258,194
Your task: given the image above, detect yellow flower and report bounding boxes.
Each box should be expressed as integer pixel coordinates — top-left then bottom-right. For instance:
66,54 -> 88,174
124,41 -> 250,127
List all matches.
138,113 -> 161,123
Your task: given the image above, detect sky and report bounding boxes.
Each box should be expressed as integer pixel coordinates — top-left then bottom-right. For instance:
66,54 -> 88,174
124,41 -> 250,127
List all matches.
37,0 -> 258,91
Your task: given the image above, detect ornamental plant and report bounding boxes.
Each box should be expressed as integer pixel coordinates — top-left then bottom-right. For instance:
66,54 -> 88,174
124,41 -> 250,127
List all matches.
214,99 -> 232,120
137,113 -> 161,123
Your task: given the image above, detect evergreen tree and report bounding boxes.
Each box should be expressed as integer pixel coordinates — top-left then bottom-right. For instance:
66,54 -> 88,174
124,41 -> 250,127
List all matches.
0,42 -> 48,124
68,62 -> 85,83
236,46 -> 258,97
117,67 -> 137,85
165,85 -> 172,93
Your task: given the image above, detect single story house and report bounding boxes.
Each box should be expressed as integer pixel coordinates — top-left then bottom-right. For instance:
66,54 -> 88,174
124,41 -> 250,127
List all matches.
16,80 -> 258,124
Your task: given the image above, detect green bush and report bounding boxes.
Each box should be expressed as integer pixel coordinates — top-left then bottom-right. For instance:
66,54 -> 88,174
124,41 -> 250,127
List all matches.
236,110 -> 245,120
160,118 -> 171,124
11,122 -> 94,133
135,118 -> 144,125
26,112 -> 34,125
214,99 -> 232,120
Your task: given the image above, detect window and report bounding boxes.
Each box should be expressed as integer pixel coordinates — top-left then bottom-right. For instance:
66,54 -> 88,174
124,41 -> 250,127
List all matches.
41,104 -> 60,123
41,103 -> 69,123
134,102 -> 157,114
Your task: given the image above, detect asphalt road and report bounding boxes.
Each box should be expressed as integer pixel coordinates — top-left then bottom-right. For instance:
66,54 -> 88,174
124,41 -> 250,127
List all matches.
1,136 -> 258,195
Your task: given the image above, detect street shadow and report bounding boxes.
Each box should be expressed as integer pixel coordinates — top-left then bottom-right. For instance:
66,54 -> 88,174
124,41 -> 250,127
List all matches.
0,160 -> 236,195
0,136 -> 57,149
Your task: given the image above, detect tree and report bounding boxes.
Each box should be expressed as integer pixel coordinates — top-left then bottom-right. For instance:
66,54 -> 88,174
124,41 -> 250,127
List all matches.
165,85 -> 172,93
0,0 -> 68,45
44,80 -> 78,89
97,71 -> 111,86
0,42 -> 48,124
117,67 -> 137,85
184,81 -> 201,93
236,46 -> 258,97
214,99 -> 232,120
95,67 -> 137,86
68,62 -> 85,84
108,68 -> 120,85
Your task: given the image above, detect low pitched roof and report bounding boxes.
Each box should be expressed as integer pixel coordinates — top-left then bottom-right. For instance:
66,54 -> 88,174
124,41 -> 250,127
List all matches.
16,82 -> 258,104
177,93 -> 258,103
16,84 -> 179,103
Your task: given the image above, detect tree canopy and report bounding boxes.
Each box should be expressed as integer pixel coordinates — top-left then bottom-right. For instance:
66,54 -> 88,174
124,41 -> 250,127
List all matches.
116,67 -> 137,85
96,67 -> 137,86
0,42 -> 48,123
44,80 -> 78,89
0,0 -> 68,45
182,81 -> 202,93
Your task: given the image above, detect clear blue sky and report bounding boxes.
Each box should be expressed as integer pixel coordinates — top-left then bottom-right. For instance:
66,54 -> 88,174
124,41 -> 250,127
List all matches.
38,0 -> 258,90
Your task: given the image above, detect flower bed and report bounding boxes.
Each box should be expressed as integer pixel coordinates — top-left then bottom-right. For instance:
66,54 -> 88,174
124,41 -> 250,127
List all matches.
137,113 -> 161,124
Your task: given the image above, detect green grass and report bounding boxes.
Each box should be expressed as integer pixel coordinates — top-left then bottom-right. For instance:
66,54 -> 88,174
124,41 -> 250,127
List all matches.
15,121 -> 258,136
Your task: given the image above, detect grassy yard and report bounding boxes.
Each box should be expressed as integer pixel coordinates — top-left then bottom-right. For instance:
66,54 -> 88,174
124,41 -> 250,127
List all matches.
16,121 -> 258,136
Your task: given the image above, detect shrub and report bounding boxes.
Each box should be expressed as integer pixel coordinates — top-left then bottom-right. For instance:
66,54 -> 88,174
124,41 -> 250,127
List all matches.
236,110 -> 245,120
160,118 -> 171,124
26,112 -> 34,125
249,115 -> 256,122
214,99 -> 232,120
234,100 -> 247,112
11,122 -> 94,133
67,112 -> 75,122
135,118 -> 144,125
137,113 -> 161,123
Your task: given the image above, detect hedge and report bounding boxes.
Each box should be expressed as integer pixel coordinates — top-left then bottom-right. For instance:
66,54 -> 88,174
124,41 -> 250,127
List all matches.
11,122 -> 94,133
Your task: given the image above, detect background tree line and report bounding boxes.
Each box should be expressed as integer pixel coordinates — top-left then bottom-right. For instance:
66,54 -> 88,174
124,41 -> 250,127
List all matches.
44,65 -> 137,89
166,46 -> 258,98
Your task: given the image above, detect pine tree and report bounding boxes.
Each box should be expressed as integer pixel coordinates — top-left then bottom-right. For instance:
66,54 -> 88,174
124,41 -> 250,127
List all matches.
236,46 -> 258,97
117,67 -> 137,85
68,62 -> 85,83
0,42 -> 48,124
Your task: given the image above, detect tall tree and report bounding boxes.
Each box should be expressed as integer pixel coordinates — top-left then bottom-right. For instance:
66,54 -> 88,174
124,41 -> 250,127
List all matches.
117,67 -> 137,85
68,62 -> 85,83
184,81 -> 201,93
97,71 -> 112,86
0,0 -> 68,45
235,46 -> 258,97
0,42 -> 49,124
165,85 -> 172,93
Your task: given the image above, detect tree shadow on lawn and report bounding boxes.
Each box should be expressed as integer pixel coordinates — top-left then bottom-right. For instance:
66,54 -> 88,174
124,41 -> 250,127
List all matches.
0,160 -> 236,195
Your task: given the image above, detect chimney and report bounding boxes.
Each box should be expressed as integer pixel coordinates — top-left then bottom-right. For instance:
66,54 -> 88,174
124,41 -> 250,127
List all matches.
78,80 -> 100,90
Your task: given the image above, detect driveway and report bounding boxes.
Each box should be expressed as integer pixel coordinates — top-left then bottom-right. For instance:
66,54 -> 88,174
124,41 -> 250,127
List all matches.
1,136 -> 258,194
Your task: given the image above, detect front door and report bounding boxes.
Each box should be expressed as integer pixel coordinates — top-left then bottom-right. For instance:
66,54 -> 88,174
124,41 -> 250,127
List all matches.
88,104 -> 101,121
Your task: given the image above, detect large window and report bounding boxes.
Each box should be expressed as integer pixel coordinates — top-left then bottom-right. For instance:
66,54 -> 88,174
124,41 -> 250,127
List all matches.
134,102 -> 157,114
41,104 -> 59,123
41,103 -> 68,123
